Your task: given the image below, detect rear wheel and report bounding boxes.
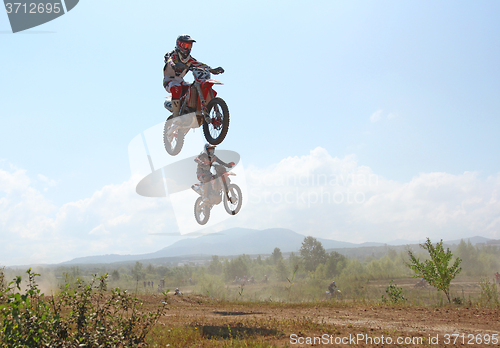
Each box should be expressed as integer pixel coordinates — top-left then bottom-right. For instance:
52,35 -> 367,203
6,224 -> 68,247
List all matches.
203,97 -> 229,145
194,197 -> 210,225
163,117 -> 185,156
223,184 -> 242,215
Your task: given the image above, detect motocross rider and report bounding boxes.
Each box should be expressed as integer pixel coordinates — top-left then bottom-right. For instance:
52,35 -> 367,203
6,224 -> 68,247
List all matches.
163,35 -> 224,118
328,281 -> 337,294
194,143 -> 234,200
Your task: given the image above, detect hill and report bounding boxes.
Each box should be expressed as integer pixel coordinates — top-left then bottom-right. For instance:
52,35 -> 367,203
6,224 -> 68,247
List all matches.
60,228 -> 384,265
57,228 -> 492,266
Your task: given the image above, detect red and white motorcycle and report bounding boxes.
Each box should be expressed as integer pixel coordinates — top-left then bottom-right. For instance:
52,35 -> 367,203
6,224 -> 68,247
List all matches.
163,66 -> 229,156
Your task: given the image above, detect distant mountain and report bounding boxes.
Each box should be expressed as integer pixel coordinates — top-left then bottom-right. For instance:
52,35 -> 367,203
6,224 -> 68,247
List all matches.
384,236 -> 493,247
367,236 -> 492,247
61,228 -> 383,265
59,228 -> 492,265
443,236 -> 492,246
60,253 -> 153,265
146,228 -> 385,258
385,239 -> 418,246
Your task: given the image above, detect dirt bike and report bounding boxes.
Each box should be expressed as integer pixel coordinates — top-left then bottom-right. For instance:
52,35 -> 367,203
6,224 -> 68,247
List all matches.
163,66 -> 229,156
191,163 -> 242,225
326,289 -> 343,300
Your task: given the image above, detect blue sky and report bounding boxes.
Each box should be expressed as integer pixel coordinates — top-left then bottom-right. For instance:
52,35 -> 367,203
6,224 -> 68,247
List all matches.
1,1 -> 500,265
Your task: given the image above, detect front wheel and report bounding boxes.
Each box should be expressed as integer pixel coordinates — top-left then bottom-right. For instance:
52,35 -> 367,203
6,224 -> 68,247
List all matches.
203,97 -> 229,145
194,197 -> 210,225
163,117 -> 185,156
223,184 -> 242,215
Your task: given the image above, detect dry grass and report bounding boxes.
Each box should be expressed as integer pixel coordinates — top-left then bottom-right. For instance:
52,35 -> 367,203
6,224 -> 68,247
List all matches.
140,293 -> 499,347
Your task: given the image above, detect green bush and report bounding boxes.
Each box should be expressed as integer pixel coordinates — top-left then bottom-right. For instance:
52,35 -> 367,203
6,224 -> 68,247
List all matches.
477,277 -> 500,308
0,268 -> 167,347
381,281 -> 407,304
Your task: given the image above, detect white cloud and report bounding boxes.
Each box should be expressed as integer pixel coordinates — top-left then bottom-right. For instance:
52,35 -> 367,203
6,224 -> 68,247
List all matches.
37,174 -> 57,187
370,110 -> 398,123
370,109 -> 383,123
88,225 -> 111,236
0,165 -> 32,193
1,150 -> 500,266
0,164 -> 178,265
387,112 -> 397,120
225,148 -> 500,243
0,165 -> 56,239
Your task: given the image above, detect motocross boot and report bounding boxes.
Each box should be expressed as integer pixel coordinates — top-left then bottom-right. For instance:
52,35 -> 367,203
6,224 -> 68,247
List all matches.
171,99 -> 181,118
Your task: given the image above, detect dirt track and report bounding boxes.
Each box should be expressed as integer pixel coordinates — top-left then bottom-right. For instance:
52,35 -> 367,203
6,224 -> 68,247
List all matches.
144,294 -> 500,347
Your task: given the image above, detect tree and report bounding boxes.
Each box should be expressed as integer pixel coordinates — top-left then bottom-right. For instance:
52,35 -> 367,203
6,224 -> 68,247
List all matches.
288,252 -> 301,270
131,262 -> 146,291
407,238 -> 462,303
455,239 -> 482,276
274,258 -> 289,281
208,255 -> 223,275
224,255 -> 250,280
111,269 -> 120,281
270,247 -> 283,264
256,255 -> 263,265
324,251 -> 347,278
146,263 -> 155,274
299,236 -> 327,272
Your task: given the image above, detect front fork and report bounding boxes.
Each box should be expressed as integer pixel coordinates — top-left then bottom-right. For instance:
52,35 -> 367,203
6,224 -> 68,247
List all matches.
195,83 -> 214,124
222,177 -> 232,202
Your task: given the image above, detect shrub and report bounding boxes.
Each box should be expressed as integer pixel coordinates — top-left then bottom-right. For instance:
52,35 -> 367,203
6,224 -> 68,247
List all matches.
0,268 -> 168,347
381,281 -> 406,304
477,277 -> 500,307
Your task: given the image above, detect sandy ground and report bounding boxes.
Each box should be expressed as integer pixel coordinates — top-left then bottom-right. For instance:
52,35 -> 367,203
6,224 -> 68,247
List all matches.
142,294 -> 500,347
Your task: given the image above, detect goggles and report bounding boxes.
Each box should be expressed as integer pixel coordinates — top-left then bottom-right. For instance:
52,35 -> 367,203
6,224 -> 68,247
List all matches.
178,41 -> 193,50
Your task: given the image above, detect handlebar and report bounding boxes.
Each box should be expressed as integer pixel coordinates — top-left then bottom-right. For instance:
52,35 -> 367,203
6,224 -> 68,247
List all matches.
213,163 -> 233,173
174,62 -> 224,74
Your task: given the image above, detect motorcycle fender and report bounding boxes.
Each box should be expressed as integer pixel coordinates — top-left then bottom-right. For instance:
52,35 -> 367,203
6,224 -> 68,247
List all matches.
201,80 -> 221,95
203,79 -> 223,86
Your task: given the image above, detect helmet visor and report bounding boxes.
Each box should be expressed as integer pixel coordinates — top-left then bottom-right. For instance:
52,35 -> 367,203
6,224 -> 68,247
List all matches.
178,41 -> 193,51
